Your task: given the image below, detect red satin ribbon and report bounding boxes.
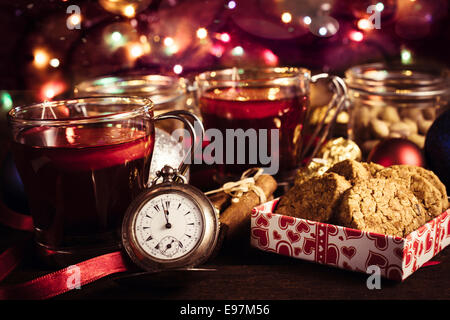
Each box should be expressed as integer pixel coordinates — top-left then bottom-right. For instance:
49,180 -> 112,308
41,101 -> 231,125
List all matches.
0,201 -> 131,300
0,200 -> 33,232
422,260 -> 441,267
0,203 -> 33,283
0,238 -> 31,282
0,251 -> 129,300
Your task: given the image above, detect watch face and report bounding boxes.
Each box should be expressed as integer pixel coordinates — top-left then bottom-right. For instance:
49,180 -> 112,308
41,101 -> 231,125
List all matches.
133,192 -> 204,261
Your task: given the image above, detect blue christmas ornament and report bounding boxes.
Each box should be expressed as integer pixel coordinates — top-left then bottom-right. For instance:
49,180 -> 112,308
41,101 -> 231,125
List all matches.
0,152 -> 29,214
425,108 -> 450,194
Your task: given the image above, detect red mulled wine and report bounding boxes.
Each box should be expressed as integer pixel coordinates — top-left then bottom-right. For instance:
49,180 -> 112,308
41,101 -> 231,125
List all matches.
199,87 -> 308,178
12,126 -> 154,253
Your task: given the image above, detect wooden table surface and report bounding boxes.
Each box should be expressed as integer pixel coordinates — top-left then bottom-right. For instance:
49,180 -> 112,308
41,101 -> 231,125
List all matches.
1,225 -> 449,301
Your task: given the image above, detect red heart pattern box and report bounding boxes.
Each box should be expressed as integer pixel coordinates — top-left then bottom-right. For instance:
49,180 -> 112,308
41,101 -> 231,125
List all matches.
250,199 -> 450,281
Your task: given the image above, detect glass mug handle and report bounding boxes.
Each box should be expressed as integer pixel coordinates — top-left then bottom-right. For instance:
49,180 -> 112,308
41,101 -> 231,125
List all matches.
152,110 -> 205,180
299,73 -> 348,166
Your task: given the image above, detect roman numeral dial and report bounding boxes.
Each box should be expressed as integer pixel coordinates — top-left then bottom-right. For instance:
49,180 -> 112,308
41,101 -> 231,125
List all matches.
134,192 -> 203,261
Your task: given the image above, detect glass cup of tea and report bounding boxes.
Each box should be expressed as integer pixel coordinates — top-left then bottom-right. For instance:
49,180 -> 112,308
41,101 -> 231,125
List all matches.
195,67 -> 347,183
7,96 -> 199,266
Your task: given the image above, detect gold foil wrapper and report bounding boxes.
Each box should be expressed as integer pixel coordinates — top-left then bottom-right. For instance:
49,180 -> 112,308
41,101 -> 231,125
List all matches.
294,138 -> 362,185
316,137 -> 362,163
295,158 -> 332,185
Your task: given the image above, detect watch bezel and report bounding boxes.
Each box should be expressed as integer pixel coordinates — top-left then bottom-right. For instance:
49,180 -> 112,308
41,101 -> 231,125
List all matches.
121,182 -> 219,272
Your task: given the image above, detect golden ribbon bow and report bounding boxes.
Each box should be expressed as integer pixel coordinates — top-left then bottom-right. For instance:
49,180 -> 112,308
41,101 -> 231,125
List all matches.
205,168 -> 266,204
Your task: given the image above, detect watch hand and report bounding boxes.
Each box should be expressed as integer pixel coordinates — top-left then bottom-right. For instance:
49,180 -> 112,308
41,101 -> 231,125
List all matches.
161,240 -> 175,254
161,200 -> 171,229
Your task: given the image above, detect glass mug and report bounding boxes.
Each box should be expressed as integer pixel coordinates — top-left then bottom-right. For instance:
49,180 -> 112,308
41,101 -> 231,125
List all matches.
195,67 -> 347,183
7,96 -> 199,266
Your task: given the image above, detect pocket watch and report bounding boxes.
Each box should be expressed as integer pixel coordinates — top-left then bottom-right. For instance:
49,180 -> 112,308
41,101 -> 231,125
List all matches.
121,165 -> 220,272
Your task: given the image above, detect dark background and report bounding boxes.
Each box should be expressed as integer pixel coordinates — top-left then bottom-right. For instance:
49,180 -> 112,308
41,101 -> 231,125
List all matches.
0,0 -> 448,100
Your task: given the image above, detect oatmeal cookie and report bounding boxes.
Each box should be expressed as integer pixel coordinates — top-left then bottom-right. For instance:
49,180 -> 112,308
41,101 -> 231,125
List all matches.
326,159 -> 371,184
361,162 -> 384,177
337,178 -> 427,237
375,165 -> 447,218
276,173 -> 351,222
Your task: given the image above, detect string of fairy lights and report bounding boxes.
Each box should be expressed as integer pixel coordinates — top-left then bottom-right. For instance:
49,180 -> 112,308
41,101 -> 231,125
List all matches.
0,0 -> 440,112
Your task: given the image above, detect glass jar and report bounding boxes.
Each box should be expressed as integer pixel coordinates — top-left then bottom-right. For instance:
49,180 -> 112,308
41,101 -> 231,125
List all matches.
74,74 -> 197,181
345,63 -> 449,157
74,74 -> 197,134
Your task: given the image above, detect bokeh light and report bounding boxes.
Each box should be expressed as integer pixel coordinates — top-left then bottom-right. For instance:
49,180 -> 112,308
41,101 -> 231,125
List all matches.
349,30 -> 364,42
123,5 -> 136,18
357,18 -> 372,30
376,2 -> 385,11
67,13 -> 82,28
99,0 -> 152,17
281,12 -> 292,24
318,27 -> 327,36
129,43 -> 144,58
227,1 -> 236,9
401,48 -> 413,64
173,64 -> 183,74
309,15 -> 340,37
111,31 -> 122,43
0,91 -> 13,111
103,22 -> 137,51
262,49 -> 278,66
219,33 -> 231,43
303,16 -> 312,25
231,0 -> 310,40
210,44 -> 225,57
164,37 -> 174,47
33,49 -> 49,68
40,81 -> 66,101
196,28 -> 208,40
231,46 -> 244,56
49,58 -> 60,68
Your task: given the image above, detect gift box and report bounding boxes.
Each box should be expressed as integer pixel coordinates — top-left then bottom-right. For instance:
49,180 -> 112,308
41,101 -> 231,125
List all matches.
250,199 -> 450,281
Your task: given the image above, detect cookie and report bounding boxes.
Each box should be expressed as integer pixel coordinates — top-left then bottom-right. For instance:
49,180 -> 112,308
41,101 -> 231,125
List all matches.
337,178 -> 427,237
326,159 -> 371,184
404,165 -> 448,211
361,162 -> 384,177
375,165 -> 447,218
276,173 -> 351,222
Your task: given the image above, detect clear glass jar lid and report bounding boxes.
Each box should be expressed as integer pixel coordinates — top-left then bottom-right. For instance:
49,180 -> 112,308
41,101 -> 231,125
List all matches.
74,74 -> 187,106
345,63 -> 449,99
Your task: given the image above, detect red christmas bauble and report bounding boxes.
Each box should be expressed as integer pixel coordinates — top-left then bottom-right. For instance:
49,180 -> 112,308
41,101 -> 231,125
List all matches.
367,138 -> 425,167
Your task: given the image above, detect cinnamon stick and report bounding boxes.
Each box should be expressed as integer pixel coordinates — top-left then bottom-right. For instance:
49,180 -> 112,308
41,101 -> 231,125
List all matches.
219,174 -> 277,243
208,192 -> 231,213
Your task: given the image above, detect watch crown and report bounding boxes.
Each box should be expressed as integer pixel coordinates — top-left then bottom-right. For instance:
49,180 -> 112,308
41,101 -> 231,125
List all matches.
155,165 -> 187,184
156,165 -> 175,182
161,165 -> 175,176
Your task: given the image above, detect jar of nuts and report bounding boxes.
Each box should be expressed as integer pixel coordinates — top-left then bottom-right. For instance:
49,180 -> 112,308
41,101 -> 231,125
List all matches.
345,63 -> 449,156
